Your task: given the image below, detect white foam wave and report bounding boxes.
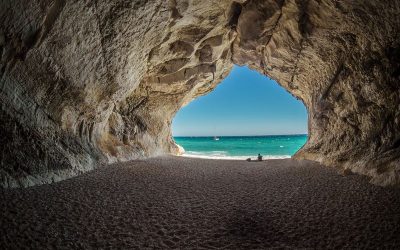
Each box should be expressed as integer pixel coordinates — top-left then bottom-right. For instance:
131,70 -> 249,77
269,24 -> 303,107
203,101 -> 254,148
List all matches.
181,152 -> 291,160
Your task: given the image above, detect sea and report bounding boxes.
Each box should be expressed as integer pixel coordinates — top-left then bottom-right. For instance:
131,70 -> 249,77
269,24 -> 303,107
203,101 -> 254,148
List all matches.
174,134 -> 307,160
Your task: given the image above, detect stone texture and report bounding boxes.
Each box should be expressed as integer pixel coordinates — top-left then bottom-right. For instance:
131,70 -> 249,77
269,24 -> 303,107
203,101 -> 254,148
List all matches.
231,0 -> 400,186
1,0 -> 399,187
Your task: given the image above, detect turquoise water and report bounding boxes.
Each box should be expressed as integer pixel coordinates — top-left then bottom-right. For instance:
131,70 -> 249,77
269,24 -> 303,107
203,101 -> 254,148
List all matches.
174,135 -> 307,160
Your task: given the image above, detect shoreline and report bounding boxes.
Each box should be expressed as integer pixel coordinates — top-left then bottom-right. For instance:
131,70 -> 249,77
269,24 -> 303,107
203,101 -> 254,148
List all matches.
179,153 -> 291,161
173,134 -> 306,162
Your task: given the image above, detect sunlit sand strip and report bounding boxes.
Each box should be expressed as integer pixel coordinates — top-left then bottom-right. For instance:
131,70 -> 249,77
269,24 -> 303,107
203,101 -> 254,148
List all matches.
180,153 -> 291,160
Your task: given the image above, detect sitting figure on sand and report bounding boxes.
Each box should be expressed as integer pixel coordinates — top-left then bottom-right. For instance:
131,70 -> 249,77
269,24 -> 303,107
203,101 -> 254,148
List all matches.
246,154 -> 263,162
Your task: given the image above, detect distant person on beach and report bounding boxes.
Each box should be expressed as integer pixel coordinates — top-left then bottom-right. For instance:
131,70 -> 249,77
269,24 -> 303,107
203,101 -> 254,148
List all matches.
257,153 -> 263,161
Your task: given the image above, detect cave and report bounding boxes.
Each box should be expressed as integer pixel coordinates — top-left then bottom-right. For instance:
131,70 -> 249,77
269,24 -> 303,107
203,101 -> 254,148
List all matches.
1,0 -> 399,188
1,0 -> 400,248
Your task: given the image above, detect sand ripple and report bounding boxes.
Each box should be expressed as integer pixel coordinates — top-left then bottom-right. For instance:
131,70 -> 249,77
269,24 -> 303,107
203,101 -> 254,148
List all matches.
1,157 -> 400,249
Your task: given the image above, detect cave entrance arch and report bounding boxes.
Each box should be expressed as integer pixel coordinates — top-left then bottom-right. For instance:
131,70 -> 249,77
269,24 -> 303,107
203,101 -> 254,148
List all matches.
1,0 -> 399,188
172,65 -> 308,159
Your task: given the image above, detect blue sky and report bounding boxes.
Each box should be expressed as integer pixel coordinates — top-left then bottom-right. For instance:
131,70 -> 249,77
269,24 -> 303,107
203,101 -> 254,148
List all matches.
172,66 -> 308,136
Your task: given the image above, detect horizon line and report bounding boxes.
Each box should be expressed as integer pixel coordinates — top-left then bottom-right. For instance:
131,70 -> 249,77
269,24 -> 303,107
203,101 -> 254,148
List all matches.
173,133 -> 308,137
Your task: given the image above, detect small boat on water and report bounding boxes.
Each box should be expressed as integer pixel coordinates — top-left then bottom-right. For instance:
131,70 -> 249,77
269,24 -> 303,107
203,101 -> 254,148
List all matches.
213,136 -> 220,141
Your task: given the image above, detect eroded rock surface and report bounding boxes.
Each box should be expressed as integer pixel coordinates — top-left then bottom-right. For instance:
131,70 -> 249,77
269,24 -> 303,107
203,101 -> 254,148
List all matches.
231,0 -> 400,186
1,0 -> 399,187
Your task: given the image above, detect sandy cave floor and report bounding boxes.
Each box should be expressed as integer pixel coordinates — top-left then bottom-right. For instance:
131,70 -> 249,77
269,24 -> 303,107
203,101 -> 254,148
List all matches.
1,156 -> 400,249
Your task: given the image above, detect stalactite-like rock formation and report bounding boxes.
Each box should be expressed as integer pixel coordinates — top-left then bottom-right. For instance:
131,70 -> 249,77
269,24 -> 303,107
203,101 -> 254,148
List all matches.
1,0 -> 399,187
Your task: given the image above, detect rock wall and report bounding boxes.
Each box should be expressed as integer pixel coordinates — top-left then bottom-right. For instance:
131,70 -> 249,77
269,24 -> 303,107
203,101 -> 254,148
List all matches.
0,0 -> 234,187
1,0 -> 399,187
231,0 -> 400,185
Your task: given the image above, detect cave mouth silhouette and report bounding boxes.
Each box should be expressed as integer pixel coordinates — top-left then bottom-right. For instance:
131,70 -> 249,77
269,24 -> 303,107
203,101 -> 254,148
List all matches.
1,0 -> 399,188
172,65 -> 308,160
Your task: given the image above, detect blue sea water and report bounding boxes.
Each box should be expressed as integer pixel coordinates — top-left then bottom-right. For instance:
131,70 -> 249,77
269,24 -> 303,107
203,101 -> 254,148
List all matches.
174,134 -> 308,160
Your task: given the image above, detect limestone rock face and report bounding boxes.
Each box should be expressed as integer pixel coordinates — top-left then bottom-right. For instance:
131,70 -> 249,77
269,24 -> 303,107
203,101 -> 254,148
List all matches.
231,0 -> 400,186
1,0 -> 399,187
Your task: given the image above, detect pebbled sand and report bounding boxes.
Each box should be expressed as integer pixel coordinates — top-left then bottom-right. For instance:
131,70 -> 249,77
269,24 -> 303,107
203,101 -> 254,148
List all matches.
1,156 -> 400,249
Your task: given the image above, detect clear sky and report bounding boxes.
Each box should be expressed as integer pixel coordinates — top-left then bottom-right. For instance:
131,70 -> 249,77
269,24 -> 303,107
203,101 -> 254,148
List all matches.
172,65 -> 308,136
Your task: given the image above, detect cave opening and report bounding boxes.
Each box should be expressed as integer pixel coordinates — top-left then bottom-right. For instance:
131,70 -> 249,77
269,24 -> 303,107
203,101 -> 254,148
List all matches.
172,65 -> 308,160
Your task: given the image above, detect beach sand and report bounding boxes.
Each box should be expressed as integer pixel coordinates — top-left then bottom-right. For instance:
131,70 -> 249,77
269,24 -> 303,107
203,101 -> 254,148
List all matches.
1,156 -> 400,249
